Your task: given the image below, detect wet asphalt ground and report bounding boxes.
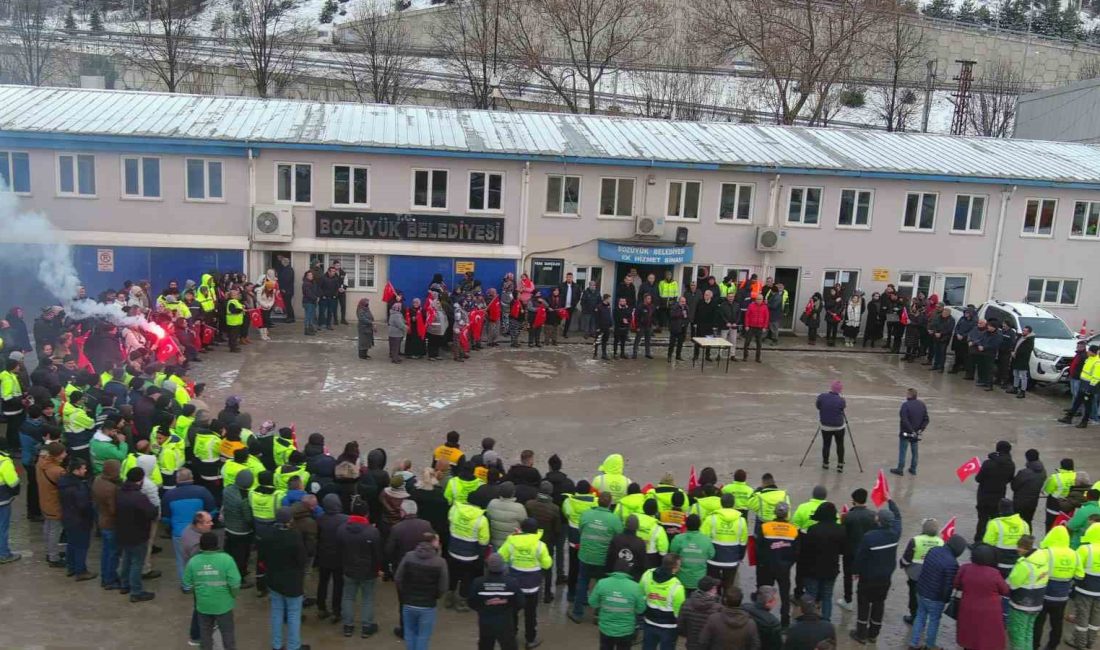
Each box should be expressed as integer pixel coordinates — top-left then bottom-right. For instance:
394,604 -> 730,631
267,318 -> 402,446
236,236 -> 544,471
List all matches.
3,325 -> 1095,649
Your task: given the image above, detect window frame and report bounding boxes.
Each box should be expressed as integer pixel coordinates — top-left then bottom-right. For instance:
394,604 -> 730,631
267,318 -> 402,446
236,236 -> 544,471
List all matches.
544,174 -> 582,217
56,152 -> 97,198
897,271 -> 935,301
940,274 -> 970,307
331,163 -> 371,208
410,168 -> 449,211
0,150 -> 31,195
1020,198 -> 1057,239
324,253 -> 376,291
466,170 -> 504,213
1070,200 -> 1100,240
119,155 -> 162,201
274,161 -> 313,205
717,182 -> 755,224
1026,277 -> 1081,307
950,193 -> 987,235
184,158 -> 225,203
665,179 -> 703,221
836,188 -> 874,229
785,186 -> 823,227
598,176 -> 636,220
902,191 -> 938,233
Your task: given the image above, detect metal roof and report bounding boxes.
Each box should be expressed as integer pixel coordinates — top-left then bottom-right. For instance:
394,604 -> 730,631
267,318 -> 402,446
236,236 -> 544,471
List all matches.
3,85 -> 1100,187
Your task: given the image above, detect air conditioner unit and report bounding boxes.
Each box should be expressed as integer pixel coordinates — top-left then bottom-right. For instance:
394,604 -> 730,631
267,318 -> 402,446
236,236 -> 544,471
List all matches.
755,226 -> 785,252
251,205 -> 294,242
635,215 -> 665,237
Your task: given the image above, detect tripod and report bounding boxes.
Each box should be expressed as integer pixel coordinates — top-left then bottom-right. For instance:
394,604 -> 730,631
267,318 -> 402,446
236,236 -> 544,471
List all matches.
799,416 -> 864,472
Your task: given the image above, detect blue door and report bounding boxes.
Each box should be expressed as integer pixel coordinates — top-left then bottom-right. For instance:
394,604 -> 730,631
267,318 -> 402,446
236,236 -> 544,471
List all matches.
388,256 -> 517,299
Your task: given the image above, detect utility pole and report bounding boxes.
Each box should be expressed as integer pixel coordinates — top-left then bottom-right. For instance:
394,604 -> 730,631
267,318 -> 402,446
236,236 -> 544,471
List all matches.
921,60 -> 937,133
950,59 -> 976,136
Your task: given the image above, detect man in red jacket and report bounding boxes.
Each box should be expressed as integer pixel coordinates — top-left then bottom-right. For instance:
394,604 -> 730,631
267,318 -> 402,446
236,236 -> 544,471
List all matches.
744,294 -> 770,363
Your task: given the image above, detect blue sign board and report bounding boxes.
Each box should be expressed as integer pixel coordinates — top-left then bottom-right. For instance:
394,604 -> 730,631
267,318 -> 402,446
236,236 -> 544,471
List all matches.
597,240 -> 693,265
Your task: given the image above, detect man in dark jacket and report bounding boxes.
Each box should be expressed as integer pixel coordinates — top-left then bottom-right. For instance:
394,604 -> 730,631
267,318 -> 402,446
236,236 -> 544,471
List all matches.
505,450 -> 542,504
838,488 -> 874,614
1008,326 -> 1036,397
796,502 -> 846,622
850,500 -> 902,644
276,255 -> 296,323
927,303 -> 955,372
612,297 -> 631,359
579,282 -> 602,339
975,440 -> 1016,540
741,586 -> 781,650
559,272 -> 581,337
386,500 -> 434,639
395,533 -> 449,649
667,296 -> 689,363
908,534 -> 965,650
678,576 -> 721,650
339,498 -> 382,638
972,318 -> 1002,389
262,507 -> 309,650
785,595 -> 836,650
315,494 -> 347,622
632,295 -> 656,359
360,448 -> 389,526
304,433 -> 336,493
468,553 -> 522,650
319,267 -> 342,330
60,457 -> 96,581
950,306 -> 978,374
117,466 -> 159,602
606,515 -> 647,581
1011,449 -> 1047,531
892,388 -> 929,477
543,457 -> 573,585
815,381 -> 846,472
526,481 -> 562,599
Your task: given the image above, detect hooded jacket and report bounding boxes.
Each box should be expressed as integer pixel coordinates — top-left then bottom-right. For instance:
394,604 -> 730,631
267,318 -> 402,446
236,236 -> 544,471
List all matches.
386,514 -> 434,571
678,590 -> 722,650
853,500 -> 902,583
394,541 -> 449,607
338,514 -> 382,580
976,451 -> 1017,507
917,541 -> 963,602
315,494 -> 348,570
699,605 -> 761,650
59,472 -> 94,531
36,453 -> 64,519
359,448 -> 389,525
486,496 -> 528,549
797,502 -> 847,580
116,481 -> 158,545
290,500 -> 318,557
1041,525 -> 1077,602
221,471 -> 253,536
92,459 -> 121,529
261,524 -> 307,597
161,482 -> 216,537
592,454 -> 631,503
783,612 -> 835,650
740,601 -> 781,650
1011,460 -> 1047,514
525,494 -> 562,546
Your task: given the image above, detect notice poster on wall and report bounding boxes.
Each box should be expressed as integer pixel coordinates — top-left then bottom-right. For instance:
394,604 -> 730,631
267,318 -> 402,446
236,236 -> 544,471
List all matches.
97,248 -> 114,272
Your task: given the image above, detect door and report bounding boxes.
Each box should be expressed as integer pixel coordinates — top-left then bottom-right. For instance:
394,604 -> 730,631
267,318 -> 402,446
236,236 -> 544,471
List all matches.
680,264 -> 711,293
897,271 -> 934,301
774,267 -> 800,330
823,269 -> 860,301
572,265 -> 604,293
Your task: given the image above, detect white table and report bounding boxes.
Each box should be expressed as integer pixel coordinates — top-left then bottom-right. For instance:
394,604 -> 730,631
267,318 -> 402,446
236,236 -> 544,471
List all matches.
691,337 -> 734,373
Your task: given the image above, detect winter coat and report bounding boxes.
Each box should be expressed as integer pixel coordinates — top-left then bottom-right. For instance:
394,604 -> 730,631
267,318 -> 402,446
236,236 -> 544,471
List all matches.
678,590 -> 722,650
357,306 -> 375,351
744,302 -> 769,329
338,515 -> 382,580
605,531 -> 647,580
36,454 -> 64,519
92,463 -> 120,530
741,602 -> 782,650
1011,334 -> 1036,370
797,504 -> 847,580
669,302 -> 689,334
290,501 -> 318,557
544,470 -> 575,507
767,291 -> 784,323
359,448 -> 389,525
315,494 -> 349,570
899,398 -> 930,436
694,300 -> 720,336
916,544 -> 960,603
783,613 -> 835,650
486,497 -> 528,549
633,303 -> 655,330
221,479 -> 253,535
261,526 -> 307,597
699,605 -> 761,650
718,301 -> 739,328
853,500 -> 901,583
684,288 -> 702,321
380,485 -> 409,534
411,486 -> 450,545
301,280 -> 319,305
1011,460 -> 1047,515
580,288 -> 602,313
525,495 -> 562,546
954,562 -> 1009,650
385,516 -> 434,570
976,452 -> 1016,508
116,482 -> 158,546
394,541 -> 449,607
388,311 -> 408,339
59,473 -> 95,532
815,391 -> 846,428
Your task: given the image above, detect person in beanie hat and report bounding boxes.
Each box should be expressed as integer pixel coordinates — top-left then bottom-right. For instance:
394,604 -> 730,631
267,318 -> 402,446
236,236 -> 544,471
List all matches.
815,380 -> 847,472
525,480 -> 563,599
468,552 -> 523,650
261,506 -> 309,650
909,534 -> 966,650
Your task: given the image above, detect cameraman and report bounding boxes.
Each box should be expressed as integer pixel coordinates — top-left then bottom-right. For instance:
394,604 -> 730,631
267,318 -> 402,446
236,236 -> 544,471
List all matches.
815,380 -> 847,472
891,388 -> 929,477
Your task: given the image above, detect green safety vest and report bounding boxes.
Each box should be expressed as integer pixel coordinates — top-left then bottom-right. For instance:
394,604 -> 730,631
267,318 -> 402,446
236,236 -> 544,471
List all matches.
249,489 -> 284,522
197,276 -> 216,313
1008,551 -> 1050,611
153,372 -> 167,388
615,493 -> 649,523
718,283 -> 731,298
173,415 -> 195,438
445,477 -> 481,506
61,401 -> 94,433
651,485 -> 687,514
639,568 -> 685,628
636,512 -> 669,554
272,437 -> 294,468
791,498 -> 826,532
274,464 -> 310,491
1044,469 -> 1078,501
658,280 -> 679,299
563,493 -> 598,529
910,534 -> 945,564
157,434 -> 187,476
703,508 -> 748,544
498,532 -> 552,591
721,481 -> 755,512
749,488 -> 791,523
593,473 -> 630,504
193,432 -> 222,463
121,453 -> 162,486
690,495 -> 722,521
226,299 -> 244,327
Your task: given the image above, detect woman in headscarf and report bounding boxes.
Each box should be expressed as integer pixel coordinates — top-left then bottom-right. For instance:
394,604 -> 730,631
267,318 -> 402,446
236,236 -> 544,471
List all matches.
356,298 -> 374,360
387,303 -> 407,364
954,543 -> 1008,650
404,298 -> 426,359
862,292 -> 884,348
519,273 -> 534,304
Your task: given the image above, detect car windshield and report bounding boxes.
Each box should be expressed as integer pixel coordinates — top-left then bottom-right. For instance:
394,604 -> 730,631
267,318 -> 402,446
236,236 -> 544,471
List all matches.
1020,317 -> 1075,340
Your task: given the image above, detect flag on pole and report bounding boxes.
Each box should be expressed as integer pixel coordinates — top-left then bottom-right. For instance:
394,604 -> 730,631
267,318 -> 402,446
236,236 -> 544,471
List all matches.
871,469 -> 891,507
956,456 -> 983,482
687,465 -> 699,494
1053,512 -> 1071,528
939,516 -> 957,542
381,281 -> 396,304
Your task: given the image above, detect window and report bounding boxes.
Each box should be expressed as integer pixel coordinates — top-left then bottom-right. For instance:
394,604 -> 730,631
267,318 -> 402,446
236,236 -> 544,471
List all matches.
837,189 -> 872,227
0,151 -> 30,193
573,266 -> 603,292
57,153 -> 95,196
1022,198 -> 1056,237
952,194 -> 986,233
903,192 -> 937,231
599,178 -> 635,218
666,180 -> 701,220
1071,201 -> 1100,238
325,253 -> 375,290
786,187 -> 822,225
823,269 -> 860,301
333,165 -> 369,207
276,162 -> 312,204
121,156 -> 161,199
468,171 -> 503,211
941,275 -> 969,307
897,272 -> 934,301
412,169 -> 448,209
546,175 -> 580,215
1027,277 -> 1080,306
186,159 -> 223,201
718,183 -> 753,222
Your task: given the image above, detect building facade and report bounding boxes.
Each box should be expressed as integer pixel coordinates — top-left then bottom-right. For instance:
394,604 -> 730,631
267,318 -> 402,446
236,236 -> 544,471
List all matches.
1,85 -> 1098,332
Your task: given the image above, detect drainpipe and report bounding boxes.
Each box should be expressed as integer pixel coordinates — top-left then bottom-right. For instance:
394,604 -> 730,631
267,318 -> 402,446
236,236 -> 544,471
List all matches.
987,185 -> 1017,302
518,161 -> 530,274
763,173 -> 781,278
247,146 -> 256,278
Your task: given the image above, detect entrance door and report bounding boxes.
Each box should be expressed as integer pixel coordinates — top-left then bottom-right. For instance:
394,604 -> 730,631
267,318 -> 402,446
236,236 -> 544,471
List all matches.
823,269 -> 860,301
774,267 -> 800,330
897,271 -> 934,301
680,264 -> 711,293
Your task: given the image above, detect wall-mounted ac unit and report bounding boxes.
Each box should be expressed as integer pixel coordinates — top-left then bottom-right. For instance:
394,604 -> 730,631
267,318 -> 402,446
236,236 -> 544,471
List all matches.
635,215 -> 665,237
251,205 -> 293,242
755,226 -> 785,252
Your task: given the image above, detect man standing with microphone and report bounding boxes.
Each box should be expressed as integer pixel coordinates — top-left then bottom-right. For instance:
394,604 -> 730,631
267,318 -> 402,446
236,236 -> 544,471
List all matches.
815,381 -> 847,473
891,388 -> 929,477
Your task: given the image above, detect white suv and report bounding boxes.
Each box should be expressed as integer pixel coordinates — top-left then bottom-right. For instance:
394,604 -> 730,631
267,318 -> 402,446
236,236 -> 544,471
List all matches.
976,301 -> 1079,386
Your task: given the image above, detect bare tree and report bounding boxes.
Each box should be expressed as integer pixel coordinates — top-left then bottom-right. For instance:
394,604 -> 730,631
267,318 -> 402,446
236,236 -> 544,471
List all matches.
233,0 -> 303,98
631,30 -> 721,120
503,0 -> 666,114
1077,56 -> 1100,81
340,0 -> 422,104
431,0 -> 523,109
694,0 -> 882,125
8,0 -> 56,86
872,2 -> 926,131
966,59 -> 1021,137
125,0 -> 198,92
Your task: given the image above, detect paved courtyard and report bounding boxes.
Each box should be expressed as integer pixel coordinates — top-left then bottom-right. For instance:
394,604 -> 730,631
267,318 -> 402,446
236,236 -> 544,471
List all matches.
4,329 -> 1095,649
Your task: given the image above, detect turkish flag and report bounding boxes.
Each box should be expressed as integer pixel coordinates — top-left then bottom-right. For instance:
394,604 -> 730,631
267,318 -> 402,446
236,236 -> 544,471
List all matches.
487,297 -> 501,322
75,331 -> 95,373
746,536 -> 757,566
956,456 -> 983,482
416,309 -> 427,340
556,308 -> 570,322
274,289 -> 286,311
840,503 -> 850,517
900,307 -> 910,326
470,309 -> 485,342
630,310 -> 637,332
458,327 -> 470,352
532,306 -> 546,329
249,309 -> 263,328
1053,512 -> 1071,528
939,516 -> 957,542
687,465 -> 699,494
641,483 -> 654,493
382,281 -> 396,304
871,469 -> 891,507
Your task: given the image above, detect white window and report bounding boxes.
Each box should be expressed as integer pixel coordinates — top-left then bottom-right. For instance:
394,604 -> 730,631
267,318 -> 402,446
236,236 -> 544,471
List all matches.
897,272 -> 934,301
786,187 -> 822,225
903,192 -> 937,231
718,183 -> 753,222
666,180 -> 701,220
0,151 -> 30,194
1027,277 -> 1080,306
546,174 -> 581,215
185,159 -> 223,201
941,275 -> 969,307
1071,201 -> 1100,239
952,194 -> 986,233
412,169 -> 448,209
332,164 -> 369,207
599,177 -> 635,218
121,156 -> 161,199
57,153 -> 96,197
1022,198 -> 1056,237
837,189 -> 873,228
276,162 -> 312,204
468,171 -> 503,212
326,253 -> 376,290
